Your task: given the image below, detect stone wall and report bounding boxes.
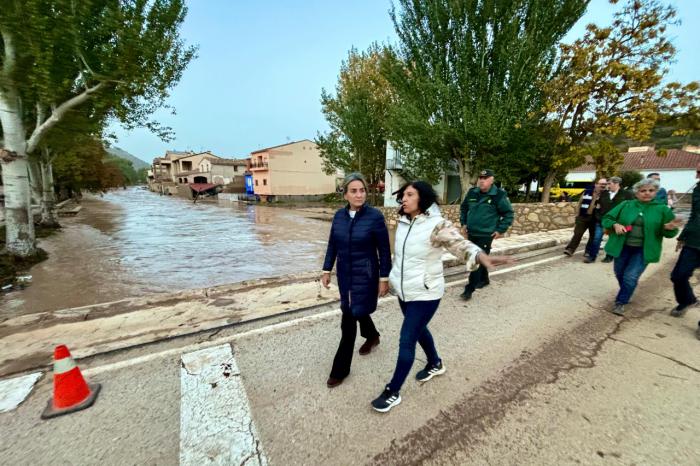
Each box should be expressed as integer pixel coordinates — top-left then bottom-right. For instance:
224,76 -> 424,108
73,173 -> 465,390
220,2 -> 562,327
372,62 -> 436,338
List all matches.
377,202 -> 577,235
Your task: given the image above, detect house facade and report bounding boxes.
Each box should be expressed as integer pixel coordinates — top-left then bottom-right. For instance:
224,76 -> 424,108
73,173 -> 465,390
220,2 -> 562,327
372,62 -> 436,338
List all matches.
383,141 -> 463,207
149,150 -> 247,195
151,150 -> 193,183
249,139 -> 336,200
172,151 -> 221,183
192,157 -> 248,191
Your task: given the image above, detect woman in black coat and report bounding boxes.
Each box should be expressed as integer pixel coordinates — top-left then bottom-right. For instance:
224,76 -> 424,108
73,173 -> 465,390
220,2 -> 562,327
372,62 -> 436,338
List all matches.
321,173 -> 392,388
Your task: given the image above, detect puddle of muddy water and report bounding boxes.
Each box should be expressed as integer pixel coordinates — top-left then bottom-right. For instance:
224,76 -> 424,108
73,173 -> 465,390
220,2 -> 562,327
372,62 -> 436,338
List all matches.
2,188 -> 330,316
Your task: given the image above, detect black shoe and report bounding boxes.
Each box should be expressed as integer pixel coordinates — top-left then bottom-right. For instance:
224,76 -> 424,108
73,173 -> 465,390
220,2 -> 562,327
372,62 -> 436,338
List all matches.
371,386 -> 401,413
563,249 -> 573,256
602,256 -> 614,263
670,300 -> 697,317
611,304 -> 626,316
460,289 -> 473,301
326,377 -> 344,388
359,336 -> 380,355
475,281 -> 490,289
416,361 -> 446,382
583,257 -> 595,263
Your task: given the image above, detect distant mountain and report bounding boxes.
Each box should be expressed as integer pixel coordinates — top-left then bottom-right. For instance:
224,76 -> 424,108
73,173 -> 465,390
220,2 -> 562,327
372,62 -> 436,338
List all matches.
106,146 -> 150,170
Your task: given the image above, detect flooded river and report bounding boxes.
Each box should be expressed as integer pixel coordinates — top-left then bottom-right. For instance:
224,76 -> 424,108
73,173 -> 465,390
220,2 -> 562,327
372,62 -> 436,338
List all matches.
2,188 -> 331,315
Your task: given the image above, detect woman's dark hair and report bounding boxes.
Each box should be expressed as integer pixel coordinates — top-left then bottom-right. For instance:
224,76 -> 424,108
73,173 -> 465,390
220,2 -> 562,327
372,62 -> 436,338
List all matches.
393,181 -> 439,217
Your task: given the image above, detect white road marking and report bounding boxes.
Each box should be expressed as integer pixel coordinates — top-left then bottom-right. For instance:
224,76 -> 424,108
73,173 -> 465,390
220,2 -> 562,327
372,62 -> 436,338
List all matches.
180,344 -> 267,466
0,372 -> 42,413
82,250 -> 583,376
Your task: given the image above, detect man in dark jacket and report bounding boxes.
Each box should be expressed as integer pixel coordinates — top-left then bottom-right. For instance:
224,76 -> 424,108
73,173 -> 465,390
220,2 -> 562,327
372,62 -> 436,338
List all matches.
598,176 -> 634,263
459,169 -> 514,300
670,164 -> 700,335
564,178 -> 607,259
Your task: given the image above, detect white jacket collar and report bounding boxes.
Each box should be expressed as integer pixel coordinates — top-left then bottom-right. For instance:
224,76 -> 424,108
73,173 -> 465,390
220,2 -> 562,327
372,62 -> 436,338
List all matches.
398,203 -> 442,224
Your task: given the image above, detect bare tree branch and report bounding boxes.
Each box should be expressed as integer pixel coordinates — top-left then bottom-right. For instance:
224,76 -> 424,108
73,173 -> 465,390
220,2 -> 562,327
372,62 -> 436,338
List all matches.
36,102 -> 46,132
27,82 -> 104,154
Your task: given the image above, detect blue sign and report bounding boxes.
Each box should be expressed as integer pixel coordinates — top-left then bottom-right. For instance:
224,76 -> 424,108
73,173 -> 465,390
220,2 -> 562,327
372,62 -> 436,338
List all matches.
245,174 -> 255,194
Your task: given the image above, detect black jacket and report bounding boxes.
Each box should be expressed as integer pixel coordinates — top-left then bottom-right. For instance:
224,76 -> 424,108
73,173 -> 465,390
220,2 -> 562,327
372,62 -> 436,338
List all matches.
322,204 -> 392,317
679,183 -> 700,249
597,189 -> 634,221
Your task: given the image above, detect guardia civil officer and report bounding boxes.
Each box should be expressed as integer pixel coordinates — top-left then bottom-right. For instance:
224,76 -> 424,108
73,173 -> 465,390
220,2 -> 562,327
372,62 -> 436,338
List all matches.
459,169 -> 514,300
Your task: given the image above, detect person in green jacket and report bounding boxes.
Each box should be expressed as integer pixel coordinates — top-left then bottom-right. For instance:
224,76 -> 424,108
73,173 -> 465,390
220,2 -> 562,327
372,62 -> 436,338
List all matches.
602,178 -> 682,316
459,169 -> 514,300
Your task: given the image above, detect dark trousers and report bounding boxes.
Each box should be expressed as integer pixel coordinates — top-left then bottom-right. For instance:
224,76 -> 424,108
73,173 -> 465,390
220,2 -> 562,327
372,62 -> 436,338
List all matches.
388,299 -> 441,392
584,222 -> 604,259
565,216 -> 597,254
613,245 -> 647,305
671,246 -> 700,307
464,234 -> 493,293
329,311 -> 379,379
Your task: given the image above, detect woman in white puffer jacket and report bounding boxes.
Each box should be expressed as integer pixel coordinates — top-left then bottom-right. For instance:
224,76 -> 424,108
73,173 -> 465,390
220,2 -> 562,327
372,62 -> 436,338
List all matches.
371,181 -> 511,413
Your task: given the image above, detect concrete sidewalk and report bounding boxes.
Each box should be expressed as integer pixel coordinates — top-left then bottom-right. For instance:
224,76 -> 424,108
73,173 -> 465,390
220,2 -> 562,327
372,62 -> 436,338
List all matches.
0,228 -> 582,377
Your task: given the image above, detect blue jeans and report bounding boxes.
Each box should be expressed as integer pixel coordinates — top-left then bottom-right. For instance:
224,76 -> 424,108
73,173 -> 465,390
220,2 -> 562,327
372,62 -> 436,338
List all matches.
585,222 -> 604,259
670,246 -> 700,307
613,245 -> 647,305
388,299 -> 441,392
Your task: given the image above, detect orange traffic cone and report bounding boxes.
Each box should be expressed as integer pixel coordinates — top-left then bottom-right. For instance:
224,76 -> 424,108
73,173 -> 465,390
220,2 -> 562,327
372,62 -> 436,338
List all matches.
41,345 -> 101,419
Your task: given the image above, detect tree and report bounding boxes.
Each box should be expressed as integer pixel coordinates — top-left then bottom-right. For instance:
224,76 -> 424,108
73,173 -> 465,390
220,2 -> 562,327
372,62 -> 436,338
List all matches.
585,137 -> 624,180
30,102 -> 109,226
52,137 -> 129,196
620,170 -> 643,189
539,0 -> 699,202
316,44 -> 392,204
106,156 -> 140,185
382,0 -> 589,192
0,0 -> 195,257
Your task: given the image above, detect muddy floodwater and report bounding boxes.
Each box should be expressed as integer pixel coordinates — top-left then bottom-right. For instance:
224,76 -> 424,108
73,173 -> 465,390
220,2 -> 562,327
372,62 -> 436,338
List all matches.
2,188 -> 331,315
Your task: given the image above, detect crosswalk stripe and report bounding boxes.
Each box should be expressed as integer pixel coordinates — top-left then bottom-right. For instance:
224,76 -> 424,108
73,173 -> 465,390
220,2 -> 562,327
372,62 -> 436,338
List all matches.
0,372 -> 43,413
180,344 -> 267,465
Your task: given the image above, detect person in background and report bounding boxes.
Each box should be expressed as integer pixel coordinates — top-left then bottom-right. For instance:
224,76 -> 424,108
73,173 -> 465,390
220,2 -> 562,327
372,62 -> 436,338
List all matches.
647,173 -> 667,205
564,178 -> 607,259
670,164 -> 700,331
599,176 -> 634,263
458,169 -> 514,300
602,178 -> 681,316
321,173 -> 392,388
667,189 -> 678,210
371,181 -> 512,413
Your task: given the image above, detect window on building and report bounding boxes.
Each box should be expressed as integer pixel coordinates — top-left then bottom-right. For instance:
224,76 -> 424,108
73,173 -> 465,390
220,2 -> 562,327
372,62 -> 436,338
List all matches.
263,179 -> 267,186
234,166 -> 238,172
255,179 -> 259,186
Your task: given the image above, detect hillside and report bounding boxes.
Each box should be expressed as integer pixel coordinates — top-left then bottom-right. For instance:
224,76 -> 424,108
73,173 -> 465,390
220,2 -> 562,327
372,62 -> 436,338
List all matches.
614,119 -> 700,151
106,146 -> 150,170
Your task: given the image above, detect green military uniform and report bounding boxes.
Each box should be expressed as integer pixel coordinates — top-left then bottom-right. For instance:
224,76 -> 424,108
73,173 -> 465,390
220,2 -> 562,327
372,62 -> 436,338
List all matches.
459,170 -> 514,296
460,185 -> 514,236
